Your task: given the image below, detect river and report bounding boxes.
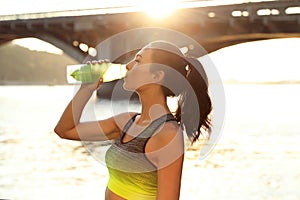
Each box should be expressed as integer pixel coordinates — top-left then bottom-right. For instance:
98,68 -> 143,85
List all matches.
0,84 -> 300,200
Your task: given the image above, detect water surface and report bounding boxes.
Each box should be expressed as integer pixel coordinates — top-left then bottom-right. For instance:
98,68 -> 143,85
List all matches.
0,84 -> 299,200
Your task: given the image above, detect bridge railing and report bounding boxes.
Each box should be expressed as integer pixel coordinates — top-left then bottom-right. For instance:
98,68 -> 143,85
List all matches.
0,0 -> 299,22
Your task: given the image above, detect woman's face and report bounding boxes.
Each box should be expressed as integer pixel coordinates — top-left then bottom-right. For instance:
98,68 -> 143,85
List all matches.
123,48 -> 157,92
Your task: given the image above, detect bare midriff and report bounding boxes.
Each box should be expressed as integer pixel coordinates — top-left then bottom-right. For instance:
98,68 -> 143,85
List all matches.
105,187 -> 125,200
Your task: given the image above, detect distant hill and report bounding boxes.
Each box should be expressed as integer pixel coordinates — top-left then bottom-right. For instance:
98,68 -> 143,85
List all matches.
0,42 -> 78,85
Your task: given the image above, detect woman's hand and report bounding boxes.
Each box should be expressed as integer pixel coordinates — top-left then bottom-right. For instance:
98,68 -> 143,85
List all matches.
80,59 -> 110,92
80,78 -> 103,93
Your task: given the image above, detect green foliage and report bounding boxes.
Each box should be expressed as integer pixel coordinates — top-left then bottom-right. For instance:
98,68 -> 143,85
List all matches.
0,42 -> 78,85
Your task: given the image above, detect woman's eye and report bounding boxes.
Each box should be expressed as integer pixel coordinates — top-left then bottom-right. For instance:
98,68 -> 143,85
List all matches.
134,60 -> 140,63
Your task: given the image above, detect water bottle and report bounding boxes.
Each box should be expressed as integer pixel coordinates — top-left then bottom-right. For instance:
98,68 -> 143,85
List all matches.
66,63 -> 127,84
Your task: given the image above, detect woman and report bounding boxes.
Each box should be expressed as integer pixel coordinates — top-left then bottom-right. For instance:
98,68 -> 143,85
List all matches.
54,40 -> 212,199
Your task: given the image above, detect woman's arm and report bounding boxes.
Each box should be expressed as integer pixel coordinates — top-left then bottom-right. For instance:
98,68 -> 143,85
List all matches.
54,81 -> 125,141
147,124 -> 184,199
157,155 -> 184,200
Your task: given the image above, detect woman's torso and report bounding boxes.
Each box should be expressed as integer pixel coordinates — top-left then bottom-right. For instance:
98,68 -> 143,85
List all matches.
105,113 -> 176,200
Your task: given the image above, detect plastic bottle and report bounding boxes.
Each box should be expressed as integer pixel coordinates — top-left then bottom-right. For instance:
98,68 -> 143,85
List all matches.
66,63 -> 127,84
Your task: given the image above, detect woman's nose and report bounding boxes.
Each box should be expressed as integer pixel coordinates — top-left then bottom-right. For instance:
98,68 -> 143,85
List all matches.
126,61 -> 133,71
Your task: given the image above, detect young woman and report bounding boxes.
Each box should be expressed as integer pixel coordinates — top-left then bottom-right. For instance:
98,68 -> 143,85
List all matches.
54,40 -> 212,200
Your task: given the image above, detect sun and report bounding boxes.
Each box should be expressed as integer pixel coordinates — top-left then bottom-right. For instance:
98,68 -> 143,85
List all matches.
137,0 -> 181,19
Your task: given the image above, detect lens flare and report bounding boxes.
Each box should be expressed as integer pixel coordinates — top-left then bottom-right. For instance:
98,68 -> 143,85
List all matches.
137,0 -> 180,19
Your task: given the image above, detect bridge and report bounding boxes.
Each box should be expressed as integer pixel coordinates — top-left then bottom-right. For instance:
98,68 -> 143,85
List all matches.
1,0 -> 300,62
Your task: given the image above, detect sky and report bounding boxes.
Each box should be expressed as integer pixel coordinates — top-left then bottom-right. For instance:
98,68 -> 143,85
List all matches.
0,0 -> 274,15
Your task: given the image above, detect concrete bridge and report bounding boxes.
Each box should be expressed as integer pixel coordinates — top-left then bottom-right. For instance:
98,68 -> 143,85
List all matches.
1,0 -> 300,62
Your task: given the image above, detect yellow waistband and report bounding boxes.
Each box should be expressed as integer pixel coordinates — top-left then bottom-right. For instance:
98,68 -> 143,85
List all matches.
107,176 -> 156,200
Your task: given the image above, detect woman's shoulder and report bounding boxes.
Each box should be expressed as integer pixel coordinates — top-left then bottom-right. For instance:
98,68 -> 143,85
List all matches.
146,122 -> 184,168
148,122 -> 183,152
156,122 -> 183,143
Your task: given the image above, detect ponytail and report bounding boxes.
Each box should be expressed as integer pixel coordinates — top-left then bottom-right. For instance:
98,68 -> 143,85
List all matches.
180,57 -> 212,143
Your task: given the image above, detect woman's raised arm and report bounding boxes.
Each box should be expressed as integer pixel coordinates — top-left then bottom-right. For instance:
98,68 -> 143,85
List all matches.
54,81 -> 128,141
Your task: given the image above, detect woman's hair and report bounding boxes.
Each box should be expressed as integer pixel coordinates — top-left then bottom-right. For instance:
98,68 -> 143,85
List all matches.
145,41 -> 212,143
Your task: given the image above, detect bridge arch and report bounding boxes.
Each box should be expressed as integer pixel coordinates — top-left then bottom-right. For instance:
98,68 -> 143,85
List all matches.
201,33 -> 300,53
34,34 -> 84,62
3,32 -> 300,64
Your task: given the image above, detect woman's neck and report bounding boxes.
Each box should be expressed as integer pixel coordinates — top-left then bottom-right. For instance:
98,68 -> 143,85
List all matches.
137,88 -> 171,125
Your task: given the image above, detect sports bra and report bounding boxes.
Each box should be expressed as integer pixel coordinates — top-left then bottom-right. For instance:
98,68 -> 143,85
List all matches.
105,113 -> 176,199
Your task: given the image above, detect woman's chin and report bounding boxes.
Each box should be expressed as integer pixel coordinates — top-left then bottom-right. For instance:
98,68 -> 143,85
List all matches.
122,83 -> 134,92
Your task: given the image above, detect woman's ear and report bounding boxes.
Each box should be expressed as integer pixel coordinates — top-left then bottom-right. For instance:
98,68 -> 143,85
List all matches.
152,70 -> 165,83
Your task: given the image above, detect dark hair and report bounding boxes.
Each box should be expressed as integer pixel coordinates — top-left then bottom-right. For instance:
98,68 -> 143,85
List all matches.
145,41 -> 212,143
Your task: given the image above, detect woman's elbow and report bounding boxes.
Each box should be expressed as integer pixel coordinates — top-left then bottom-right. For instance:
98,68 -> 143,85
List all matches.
54,126 -> 68,139
54,126 -> 79,140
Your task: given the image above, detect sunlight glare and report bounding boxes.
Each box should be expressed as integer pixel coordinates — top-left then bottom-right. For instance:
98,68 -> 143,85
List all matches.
209,38 -> 300,83
167,96 -> 179,113
137,0 -> 180,19
12,37 -> 63,55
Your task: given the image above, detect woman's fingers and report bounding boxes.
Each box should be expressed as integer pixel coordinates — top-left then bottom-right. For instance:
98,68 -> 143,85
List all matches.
86,59 -> 110,65
91,60 -> 98,65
